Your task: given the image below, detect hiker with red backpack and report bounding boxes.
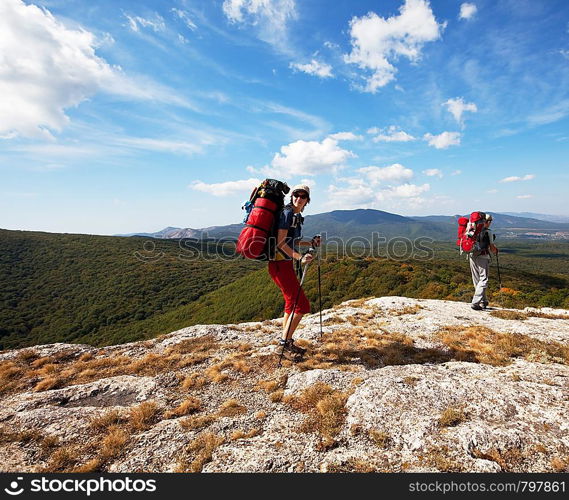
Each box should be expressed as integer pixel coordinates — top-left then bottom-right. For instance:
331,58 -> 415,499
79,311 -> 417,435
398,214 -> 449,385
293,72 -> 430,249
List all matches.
457,212 -> 499,310
269,185 -> 320,360
236,181 -> 320,361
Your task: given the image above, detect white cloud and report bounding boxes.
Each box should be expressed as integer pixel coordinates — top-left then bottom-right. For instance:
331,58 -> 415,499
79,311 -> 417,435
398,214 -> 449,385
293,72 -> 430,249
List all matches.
516,194 -> 534,199
171,8 -> 198,31
459,3 -> 477,20
358,164 -> 414,185
452,169 -> 462,176
125,14 -> 166,33
222,0 -> 297,52
443,97 -> 477,125
500,174 -> 535,183
267,137 -> 356,177
290,59 -> 333,78
380,182 -> 430,199
326,179 -> 429,209
328,132 -> 363,141
423,168 -> 443,178
344,0 -> 445,92
0,0 -> 192,140
327,183 -> 377,209
487,189 -> 498,194
190,178 -> 261,197
371,125 -> 415,142
424,132 -> 461,149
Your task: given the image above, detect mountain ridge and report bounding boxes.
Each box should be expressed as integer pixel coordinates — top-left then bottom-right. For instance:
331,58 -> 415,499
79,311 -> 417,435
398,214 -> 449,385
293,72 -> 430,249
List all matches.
118,209 -> 569,241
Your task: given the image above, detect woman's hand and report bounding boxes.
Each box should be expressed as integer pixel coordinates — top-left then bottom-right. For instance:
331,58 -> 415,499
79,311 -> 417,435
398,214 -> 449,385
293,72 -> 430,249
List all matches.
301,253 -> 313,265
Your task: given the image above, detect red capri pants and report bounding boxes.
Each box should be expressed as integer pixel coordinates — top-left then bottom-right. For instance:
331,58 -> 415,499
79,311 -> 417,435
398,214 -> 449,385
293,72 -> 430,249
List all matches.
268,260 -> 310,314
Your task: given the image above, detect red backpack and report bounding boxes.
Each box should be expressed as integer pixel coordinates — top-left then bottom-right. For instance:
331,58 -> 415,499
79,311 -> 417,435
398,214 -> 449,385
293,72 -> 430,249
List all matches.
457,211 -> 487,253
236,179 -> 290,260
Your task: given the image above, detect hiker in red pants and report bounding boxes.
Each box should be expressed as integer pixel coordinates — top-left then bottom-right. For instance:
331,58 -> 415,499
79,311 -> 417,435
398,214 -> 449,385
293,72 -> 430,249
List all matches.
268,185 -> 320,358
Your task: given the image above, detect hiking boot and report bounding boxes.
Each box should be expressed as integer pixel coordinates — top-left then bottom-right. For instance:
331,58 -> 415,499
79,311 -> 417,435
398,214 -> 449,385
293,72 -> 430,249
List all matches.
279,339 -> 306,361
471,304 -> 483,311
482,301 -> 489,309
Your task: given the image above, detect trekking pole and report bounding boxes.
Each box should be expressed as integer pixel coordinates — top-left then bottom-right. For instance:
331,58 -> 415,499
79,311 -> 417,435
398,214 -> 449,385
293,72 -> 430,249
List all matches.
495,250 -> 502,290
316,239 -> 323,339
278,249 -> 314,367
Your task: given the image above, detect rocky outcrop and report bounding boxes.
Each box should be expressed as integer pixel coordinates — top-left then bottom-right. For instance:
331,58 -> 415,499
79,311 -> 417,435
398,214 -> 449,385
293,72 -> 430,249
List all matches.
1,297 -> 568,473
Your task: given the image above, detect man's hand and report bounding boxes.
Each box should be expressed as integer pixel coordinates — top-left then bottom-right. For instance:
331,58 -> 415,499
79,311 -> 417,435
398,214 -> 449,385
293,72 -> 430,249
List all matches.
492,246 -> 499,255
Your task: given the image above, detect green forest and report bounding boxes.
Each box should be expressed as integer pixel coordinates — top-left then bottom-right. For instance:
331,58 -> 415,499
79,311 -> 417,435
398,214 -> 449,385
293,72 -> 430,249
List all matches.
1,228 -> 568,349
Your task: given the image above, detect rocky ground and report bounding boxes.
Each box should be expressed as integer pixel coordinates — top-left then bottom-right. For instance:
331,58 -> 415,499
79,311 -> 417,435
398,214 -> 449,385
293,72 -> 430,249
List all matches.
0,296 -> 568,473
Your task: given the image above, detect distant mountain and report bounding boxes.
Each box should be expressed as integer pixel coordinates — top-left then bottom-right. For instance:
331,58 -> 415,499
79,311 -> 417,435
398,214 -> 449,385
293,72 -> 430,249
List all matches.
502,212 -> 569,224
119,209 -> 569,242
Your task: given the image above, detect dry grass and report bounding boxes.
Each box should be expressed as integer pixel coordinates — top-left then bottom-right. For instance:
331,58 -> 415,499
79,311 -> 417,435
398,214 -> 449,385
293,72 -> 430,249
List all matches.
90,410 -> 127,431
176,432 -> 224,473
180,414 -> 217,431
230,428 -> 261,441
100,425 -> 129,460
421,445 -> 464,472
551,457 -> 569,472
286,382 -> 348,448
470,446 -> 526,472
389,305 -> 423,316
0,335 -> 222,397
437,326 -> 569,366
296,327 -> 451,371
369,429 -> 391,448
217,399 -> 247,417
39,447 -> 81,473
205,364 -> 230,383
181,373 -> 209,390
490,310 -> 528,321
526,311 -> 569,320
326,458 -> 380,473
164,397 -> 202,419
128,401 -> 159,431
438,407 -> 467,427
0,427 -> 44,444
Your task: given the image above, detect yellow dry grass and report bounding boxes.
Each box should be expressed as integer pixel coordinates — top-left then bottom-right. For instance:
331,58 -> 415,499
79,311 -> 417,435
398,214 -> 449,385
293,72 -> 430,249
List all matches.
181,373 -> 209,390
164,397 -> 202,419
180,414 -> 217,431
0,335 -> 223,397
490,310 -> 528,321
128,401 -> 159,431
286,382 -> 349,448
99,425 -> 129,460
217,399 -> 247,417
326,458 -> 380,473
437,326 -> 569,366
438,407 -> 467,427
296,326 -> 449,371
389,305 -> 423,316
176,432 -> 224,473
230,428 -> 261,441
369,429 -> 391,448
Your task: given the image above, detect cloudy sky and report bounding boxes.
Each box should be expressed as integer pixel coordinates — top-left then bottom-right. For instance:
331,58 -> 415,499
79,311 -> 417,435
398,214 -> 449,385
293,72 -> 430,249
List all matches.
1,0 -> 568,234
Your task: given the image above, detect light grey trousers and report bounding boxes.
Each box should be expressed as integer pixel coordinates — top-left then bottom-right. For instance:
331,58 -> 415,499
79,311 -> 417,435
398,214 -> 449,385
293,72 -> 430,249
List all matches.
469,254 -> 490,305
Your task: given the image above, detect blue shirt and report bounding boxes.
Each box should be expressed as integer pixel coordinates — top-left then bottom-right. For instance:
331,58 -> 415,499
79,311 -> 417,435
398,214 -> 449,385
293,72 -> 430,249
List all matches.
276,207 -> 303,260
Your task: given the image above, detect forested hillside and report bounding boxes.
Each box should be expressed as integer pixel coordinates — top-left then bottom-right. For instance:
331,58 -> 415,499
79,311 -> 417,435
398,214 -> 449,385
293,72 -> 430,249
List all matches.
1,229 -> 568,349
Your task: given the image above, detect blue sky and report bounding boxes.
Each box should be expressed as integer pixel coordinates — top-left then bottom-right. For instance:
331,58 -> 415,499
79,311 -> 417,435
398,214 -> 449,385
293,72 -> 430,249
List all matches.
1,0 -> 568,235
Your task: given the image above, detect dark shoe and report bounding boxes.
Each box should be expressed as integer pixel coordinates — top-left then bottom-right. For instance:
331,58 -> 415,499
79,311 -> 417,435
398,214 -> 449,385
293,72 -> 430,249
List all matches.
279,339 -> 306,361
482,301 -> 489,309
471,304 -> 483,311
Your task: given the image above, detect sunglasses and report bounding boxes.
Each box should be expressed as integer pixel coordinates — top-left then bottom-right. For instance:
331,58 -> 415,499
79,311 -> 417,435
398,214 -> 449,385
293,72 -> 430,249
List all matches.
293,192 -> 308,200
